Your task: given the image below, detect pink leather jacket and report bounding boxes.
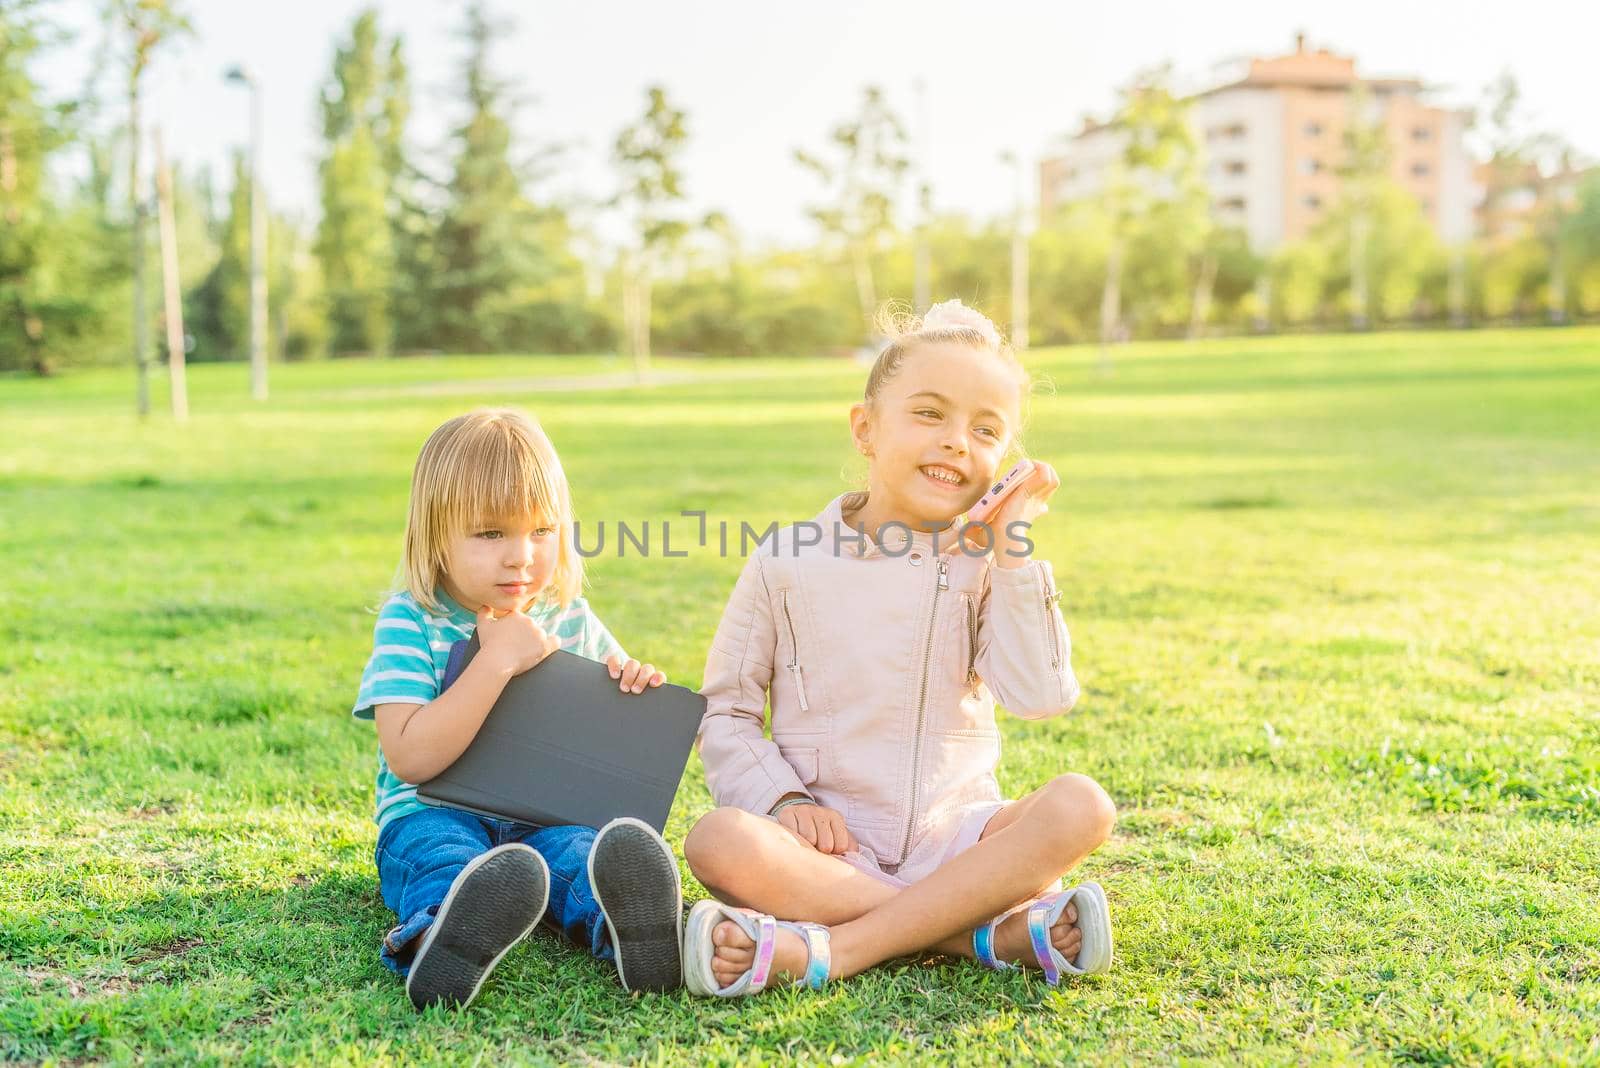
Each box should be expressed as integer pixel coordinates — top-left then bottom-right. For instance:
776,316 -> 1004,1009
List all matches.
698,493 -> 1080,868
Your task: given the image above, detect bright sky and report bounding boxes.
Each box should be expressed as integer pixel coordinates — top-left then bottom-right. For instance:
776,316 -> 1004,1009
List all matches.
39,0 -> 1597,247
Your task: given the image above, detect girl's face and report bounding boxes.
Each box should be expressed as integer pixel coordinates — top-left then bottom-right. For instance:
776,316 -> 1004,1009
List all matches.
440,514 -> 560,616
851,342 -> 1023,530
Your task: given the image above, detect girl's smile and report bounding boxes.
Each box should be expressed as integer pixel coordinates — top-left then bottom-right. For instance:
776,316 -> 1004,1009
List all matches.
920,463 -> 969,489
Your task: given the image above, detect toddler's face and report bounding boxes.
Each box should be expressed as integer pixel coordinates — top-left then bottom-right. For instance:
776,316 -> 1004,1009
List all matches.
441,514 -> 560,615
854,342 -> 1022,530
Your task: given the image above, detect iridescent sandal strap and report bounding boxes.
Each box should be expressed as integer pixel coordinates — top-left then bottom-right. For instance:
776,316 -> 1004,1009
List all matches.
747,913 -> 779,992
1026,897 -> 1064,986
972,917 -> 1016,971
790,922 -> 832,990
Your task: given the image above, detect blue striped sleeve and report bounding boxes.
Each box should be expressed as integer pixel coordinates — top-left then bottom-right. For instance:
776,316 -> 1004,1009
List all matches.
353,595 -> 441,720
569,597 -> 626,665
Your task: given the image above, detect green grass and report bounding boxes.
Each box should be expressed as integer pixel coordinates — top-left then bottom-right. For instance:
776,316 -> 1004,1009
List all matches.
2,329 -> 1598,1065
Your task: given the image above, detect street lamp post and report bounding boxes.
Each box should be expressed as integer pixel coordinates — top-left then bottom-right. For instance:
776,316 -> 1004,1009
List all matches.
224,64 -> 267,401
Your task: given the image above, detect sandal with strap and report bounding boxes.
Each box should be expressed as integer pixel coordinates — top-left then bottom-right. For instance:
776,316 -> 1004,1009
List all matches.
682,899 -> 832,997
973,881 -> 1113,982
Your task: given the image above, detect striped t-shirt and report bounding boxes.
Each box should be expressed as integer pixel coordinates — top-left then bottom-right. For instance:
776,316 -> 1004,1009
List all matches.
352,588 -> 626,829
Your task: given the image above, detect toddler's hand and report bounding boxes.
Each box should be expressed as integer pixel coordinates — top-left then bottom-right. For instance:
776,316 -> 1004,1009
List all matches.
476,605 -> 560,675
606,653 -> 666,694
776,801 -> 856,855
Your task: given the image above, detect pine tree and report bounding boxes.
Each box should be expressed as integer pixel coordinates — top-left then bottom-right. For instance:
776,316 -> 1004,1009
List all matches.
315,9 -> 405,356
431,2 -> 563,353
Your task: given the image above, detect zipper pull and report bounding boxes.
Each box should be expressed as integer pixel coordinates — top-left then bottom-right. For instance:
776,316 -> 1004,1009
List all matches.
937,557 -> 950,590
789,661 -> 810,711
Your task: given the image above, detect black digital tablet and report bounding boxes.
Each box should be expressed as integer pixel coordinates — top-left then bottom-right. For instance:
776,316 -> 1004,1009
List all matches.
416,636 -> 705,832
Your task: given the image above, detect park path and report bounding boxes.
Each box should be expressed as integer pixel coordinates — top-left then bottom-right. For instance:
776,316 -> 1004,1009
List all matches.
324,362 -> 855,401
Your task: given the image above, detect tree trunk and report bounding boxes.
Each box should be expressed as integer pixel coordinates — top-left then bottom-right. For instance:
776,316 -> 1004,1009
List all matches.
851,242 -> 876,335
1448,246 -> 1467,327
620,262 -> 637,371
1187,254 -> 1218,340
1010,225 -> 1029,350
621,251 -> 651,383
1349,211 -> 1370,330
635,269 -> 652,379
913,225 -> 930,315
1098,237 -> 1124,372
154,130 -> 188,422
1548,243 -> 1567,324
1252,274 -> 1272,333
131,73 -> 150,417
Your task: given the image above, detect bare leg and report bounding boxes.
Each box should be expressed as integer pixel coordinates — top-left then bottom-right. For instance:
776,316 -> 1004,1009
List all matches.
685,773 -> 1114,988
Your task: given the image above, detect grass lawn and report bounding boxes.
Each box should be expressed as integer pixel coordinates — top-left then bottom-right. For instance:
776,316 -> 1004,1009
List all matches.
1,330 -> 1597,1065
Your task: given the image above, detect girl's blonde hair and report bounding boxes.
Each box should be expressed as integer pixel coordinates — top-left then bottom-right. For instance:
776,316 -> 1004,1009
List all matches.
398,408 -> 583,614
864,299 -> 1031,407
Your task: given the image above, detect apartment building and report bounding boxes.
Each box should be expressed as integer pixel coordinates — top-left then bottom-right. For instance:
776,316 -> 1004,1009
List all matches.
1038,36 -> 1477,252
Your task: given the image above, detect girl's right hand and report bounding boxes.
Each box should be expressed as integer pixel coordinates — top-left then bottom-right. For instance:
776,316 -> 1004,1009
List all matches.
476,604 -> 560,675
776,800 -> 857,855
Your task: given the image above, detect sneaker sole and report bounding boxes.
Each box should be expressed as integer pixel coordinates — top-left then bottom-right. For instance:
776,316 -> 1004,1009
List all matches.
405,843 -> 550,1010
588,817 -> 684,992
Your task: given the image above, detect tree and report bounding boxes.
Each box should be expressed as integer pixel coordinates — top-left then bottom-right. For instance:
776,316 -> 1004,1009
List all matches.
430,2 -> 572,353
1337,86 -> 1390,329
109,0 -> 189,412
1475,72 -> 1536,241
1093,67 -> 1205,350
0,1 -> 73,373
1528,138 -> 1583,323
612,84 -> 689,376
1032,202 -> 1114,343
191,149 -> 308,361
200,150 -> 250,356
315,8 -> 405,356
795,86 -> 909,334
1567,173 -> 1600,317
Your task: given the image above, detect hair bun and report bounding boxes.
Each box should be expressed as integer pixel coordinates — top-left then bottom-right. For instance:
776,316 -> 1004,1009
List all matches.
921,299 -> 1002,346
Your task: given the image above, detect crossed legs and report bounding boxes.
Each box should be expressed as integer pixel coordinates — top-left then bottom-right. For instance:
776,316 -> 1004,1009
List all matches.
683,773 -> 1116,988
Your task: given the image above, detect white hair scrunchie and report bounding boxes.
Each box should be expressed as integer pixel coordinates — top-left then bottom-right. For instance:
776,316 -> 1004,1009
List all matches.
920,299 -> 1002,346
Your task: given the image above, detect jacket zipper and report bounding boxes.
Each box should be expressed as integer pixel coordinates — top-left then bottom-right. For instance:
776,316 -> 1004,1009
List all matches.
1041,578 -> 1062,673
780,590 -> 810,712
964,593 -> 979,695
900,556 -> 948,862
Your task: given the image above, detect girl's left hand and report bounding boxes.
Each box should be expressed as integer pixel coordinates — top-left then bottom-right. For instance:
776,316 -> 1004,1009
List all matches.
606,653 -> 667,694
983,460 -> 1061,565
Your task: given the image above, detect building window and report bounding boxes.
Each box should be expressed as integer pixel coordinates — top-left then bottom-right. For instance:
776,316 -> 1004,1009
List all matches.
1211,123 -> 1247,140
1303,194 -> 1322,211
1216,196 -> 1247,212
1224,160 -> 1248,176
1412,126 -> 1432,142
1305,121 -> 1324,137
1299,157 -> 1323,176
1411,161 -> 1430,177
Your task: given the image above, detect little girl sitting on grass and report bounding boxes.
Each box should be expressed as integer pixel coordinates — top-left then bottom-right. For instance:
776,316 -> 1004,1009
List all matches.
353,408 -> 684,1009
682,301 -> 1116,995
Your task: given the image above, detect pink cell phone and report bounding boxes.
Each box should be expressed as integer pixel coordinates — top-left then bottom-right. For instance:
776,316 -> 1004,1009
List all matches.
966,459 -> 1035,525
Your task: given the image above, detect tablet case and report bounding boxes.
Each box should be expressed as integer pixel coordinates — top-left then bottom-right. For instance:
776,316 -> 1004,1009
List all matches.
415,636 -> 705,832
